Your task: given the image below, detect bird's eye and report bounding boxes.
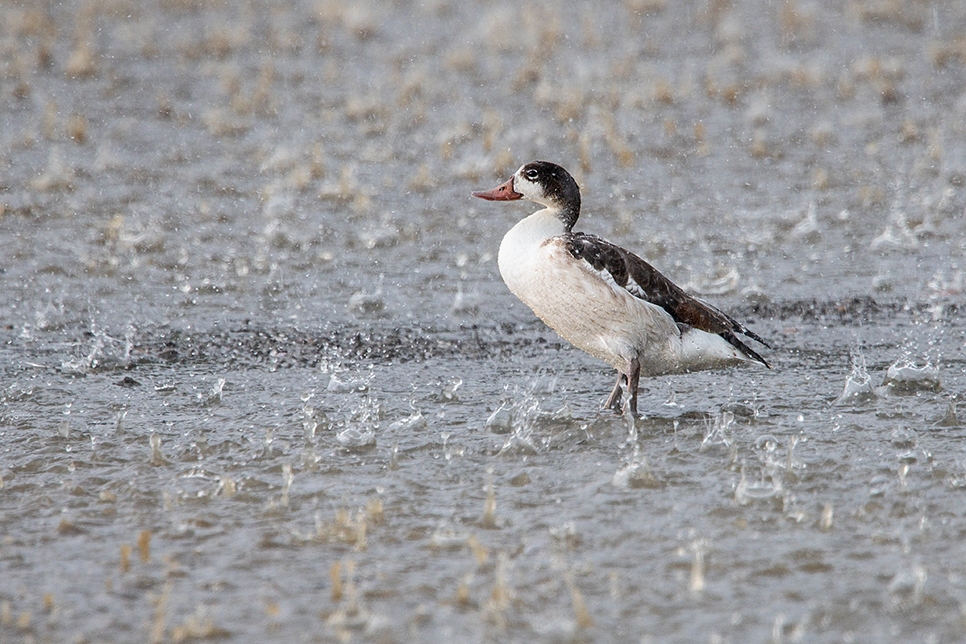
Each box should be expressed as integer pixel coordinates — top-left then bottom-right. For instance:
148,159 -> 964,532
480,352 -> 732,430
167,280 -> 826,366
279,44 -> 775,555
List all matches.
524,168 -> 538,180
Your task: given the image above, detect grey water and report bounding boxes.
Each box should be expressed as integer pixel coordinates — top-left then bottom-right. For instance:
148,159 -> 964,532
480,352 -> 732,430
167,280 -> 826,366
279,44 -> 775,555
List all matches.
1,1 -> 965,642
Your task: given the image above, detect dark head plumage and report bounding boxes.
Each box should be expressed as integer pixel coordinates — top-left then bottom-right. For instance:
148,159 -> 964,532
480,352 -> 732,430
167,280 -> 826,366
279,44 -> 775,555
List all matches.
517,161 -> 581,230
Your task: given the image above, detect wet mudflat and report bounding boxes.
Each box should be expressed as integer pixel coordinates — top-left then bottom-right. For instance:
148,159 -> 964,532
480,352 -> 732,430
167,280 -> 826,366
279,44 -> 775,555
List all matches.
1,0 -> 966,642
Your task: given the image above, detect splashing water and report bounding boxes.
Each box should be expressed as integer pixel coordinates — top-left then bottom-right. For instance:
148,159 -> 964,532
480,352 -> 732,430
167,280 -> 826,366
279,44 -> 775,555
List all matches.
484,404 -> 512,434
883,359 -> 941,392
302,401 -> 319,443
870,209 -> 918,252
439,377 -> 462,402
875,350 -> 942,398
490,382 -> 572,455
834,351 -> 874,404
60,323 -> 135,374
281,463 -> 294,508
387,408 -> 427,433
326,373 -> 370,394
496,393 -> 543,455
689,539 -> 708,595
334,397 -> 380,449
201,377 -> 227,406
734,464 -> 784,506
887,565 -> 927,612
149,433 -> 165,465
700,410 -> 735,452
484,382 -> 572,454
611,445 -> 661,489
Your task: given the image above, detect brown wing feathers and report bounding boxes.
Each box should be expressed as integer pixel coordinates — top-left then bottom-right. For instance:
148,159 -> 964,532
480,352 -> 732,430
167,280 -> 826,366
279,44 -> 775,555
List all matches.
564,233 -> 771,367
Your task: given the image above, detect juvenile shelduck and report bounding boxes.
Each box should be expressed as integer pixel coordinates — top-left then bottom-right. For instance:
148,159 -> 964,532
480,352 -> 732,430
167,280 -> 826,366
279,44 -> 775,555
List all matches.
473,161 -> 771,415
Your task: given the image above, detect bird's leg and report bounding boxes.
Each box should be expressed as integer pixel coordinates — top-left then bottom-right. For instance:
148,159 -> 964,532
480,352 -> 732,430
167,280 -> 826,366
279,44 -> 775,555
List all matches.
605,372 -> 626,411
627,357 -> 641,416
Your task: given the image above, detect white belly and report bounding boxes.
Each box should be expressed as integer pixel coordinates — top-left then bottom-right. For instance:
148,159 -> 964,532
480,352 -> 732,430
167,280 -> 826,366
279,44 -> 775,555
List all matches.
499,224 -> 680,373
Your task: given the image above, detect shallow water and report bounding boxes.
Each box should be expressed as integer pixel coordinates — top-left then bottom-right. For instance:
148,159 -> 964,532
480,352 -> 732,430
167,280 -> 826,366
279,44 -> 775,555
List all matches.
2,1 -> 966,642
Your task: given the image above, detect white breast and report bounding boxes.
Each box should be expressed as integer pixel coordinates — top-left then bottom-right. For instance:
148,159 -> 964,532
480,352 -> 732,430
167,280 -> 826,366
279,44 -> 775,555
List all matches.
497,209 -> 565,295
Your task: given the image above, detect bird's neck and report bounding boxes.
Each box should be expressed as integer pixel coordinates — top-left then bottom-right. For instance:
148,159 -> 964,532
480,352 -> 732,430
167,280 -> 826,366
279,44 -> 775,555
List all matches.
551,202 -> 579,232
505,208 -> 569,248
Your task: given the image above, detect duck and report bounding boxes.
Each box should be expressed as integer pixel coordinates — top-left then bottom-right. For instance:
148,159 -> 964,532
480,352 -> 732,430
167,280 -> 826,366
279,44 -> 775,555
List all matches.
472,161 -> 771,415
